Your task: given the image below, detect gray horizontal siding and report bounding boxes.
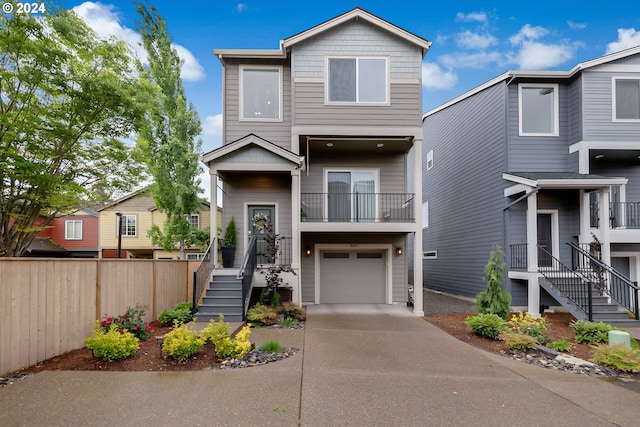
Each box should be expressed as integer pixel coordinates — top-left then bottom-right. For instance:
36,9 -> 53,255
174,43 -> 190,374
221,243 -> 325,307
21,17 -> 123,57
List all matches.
592,160 -> 640,201
223,61 -> 292,149
422,82 -> 508,299
294,82 -> 421,127
507,83 -> 572,171
582,67 -> 640,141
568,75 -> 583,145
291,20 -> 422,80
301,151 -> 407,194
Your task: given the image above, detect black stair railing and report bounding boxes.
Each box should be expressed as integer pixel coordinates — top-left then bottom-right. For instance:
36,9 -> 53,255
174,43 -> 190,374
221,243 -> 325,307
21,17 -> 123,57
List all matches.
537,245 -> 593,321
237,236 -> 258,320
192,238 -> 215,312
568,242 -> 639,320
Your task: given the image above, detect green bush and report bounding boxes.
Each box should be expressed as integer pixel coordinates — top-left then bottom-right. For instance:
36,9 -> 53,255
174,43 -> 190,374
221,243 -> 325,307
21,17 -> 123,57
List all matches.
200,314 -> 231,347
85,322 -> 139,361
99,305 -> 154,340
162,323 -> 204,362
570,320 -> 614,345
159,302 -> 193,326
282,316 -> 296,327
281,301 -> 305,321
465,313 -> 506,339
247,303 -> 278,326
474,245 -> 512,319
214,325 -> 252,358
499,331 -> 538,351
548,337 -> 572,353
259,340 -> 284,353
593,344 -> 640,373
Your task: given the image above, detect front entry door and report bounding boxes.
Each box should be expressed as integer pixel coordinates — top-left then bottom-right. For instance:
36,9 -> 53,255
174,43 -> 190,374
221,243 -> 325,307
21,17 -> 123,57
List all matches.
249,205 -> 275,264
537,214 -> 552,267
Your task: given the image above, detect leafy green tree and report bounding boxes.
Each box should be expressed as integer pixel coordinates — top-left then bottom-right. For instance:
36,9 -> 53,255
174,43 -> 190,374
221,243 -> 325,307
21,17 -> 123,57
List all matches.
136,4 -> 207,259
0,5 -> 154,257
474,244 -> 512,319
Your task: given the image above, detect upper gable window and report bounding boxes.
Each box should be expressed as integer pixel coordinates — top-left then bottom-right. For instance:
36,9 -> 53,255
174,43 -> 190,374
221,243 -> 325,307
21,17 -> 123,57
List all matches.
518,84 -> 559,136
240,66 -> 282,121
613,77 -> 640,121
327,57 -> 388,104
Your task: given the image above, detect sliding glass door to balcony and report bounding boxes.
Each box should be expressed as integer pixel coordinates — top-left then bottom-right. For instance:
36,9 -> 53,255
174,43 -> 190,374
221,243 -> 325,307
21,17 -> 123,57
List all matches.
327,171 -> 376,222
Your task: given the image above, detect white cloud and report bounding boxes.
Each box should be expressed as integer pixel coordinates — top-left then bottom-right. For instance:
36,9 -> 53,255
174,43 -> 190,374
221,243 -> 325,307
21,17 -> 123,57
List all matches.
235,3 -> 247,13
439,51 -> 502,69
567,20 -> 587,30
606,28 -> 640,54
422,63 -> 458,90
509,24 -> 548,45
455,12 -> 488,24
72,2 -> 205,81
509,41 -> 576,69
456,30 -> 498,50
202,114 -> 223,136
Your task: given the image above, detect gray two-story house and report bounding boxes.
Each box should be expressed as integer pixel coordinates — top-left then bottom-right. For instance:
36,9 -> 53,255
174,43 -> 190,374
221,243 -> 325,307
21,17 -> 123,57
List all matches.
201,7 -> 430,317
422,46 -> 640,325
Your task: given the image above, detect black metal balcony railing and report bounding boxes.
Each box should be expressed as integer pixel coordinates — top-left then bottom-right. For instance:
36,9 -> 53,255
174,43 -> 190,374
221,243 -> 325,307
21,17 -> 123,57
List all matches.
591,202 -> 640,229
510,243 -> 528,270
300,193 -> 415,222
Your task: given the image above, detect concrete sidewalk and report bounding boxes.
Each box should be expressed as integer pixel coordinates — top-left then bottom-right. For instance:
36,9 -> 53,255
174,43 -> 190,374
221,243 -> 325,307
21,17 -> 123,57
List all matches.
1,304 -> 639,426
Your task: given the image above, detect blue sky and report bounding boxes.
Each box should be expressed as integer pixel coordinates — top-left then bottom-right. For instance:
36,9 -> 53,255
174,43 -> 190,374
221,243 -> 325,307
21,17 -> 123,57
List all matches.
56,0 -> 640,197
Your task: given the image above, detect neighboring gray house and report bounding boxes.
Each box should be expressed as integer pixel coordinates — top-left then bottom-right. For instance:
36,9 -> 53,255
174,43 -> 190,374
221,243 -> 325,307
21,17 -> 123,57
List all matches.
422,46 -> 640,323
201,8 -> 430,317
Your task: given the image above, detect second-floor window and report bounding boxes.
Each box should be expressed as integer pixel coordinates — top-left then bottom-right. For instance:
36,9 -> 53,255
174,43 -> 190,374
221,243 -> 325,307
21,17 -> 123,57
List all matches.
119,214 -> 137,237
518,83 -> 559,136
327,57 -> 388,104
188,214 -> 200,232
65,220 -> 83,240
240,66 -> 282,121
613,77 -> 640,121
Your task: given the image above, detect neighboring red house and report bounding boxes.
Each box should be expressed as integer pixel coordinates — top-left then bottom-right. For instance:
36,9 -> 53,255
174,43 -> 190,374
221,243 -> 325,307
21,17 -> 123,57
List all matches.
23,208 -> 99,258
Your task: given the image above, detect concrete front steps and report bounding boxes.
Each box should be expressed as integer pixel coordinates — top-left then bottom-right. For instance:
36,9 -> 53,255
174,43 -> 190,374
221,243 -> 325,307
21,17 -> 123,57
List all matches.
193,274 -> 244,322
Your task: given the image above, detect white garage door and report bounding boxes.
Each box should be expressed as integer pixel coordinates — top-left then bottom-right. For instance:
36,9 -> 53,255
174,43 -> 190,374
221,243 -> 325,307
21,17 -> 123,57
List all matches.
320,250 -> 386,303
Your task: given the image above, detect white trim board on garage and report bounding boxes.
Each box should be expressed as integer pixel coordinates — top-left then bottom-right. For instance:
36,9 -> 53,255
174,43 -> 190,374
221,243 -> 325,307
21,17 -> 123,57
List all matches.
313,243 -> 393,304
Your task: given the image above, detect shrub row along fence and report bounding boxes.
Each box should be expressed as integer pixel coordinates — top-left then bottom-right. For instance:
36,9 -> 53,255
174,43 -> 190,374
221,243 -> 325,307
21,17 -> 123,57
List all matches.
0,258 -> 199,376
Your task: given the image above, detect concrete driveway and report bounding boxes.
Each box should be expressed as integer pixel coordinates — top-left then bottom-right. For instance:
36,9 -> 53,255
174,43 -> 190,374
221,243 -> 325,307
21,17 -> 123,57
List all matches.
1,304 -> 639,426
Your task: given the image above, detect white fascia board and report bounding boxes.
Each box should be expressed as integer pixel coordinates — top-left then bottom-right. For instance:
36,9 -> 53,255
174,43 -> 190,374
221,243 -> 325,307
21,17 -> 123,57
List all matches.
569,140 -> 640,153
502,173 -> 538,187
201,135 -> 302,166
213,49 -> 285,62
282,9 -> 431,56
537,178 -> 628,188
504,184 -> 532,197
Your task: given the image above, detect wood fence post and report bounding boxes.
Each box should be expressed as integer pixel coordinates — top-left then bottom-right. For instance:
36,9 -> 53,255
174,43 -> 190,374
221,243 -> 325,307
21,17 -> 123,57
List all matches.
152,259 -> 157,320
95,259 -> 101,321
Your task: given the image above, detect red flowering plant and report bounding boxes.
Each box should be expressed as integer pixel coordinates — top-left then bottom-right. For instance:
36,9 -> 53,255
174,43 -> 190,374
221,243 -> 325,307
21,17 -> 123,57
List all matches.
99,305 -> 154,340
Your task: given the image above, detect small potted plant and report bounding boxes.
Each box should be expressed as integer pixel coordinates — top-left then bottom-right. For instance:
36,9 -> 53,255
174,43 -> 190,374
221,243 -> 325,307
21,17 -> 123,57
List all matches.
221,216 -> 237,268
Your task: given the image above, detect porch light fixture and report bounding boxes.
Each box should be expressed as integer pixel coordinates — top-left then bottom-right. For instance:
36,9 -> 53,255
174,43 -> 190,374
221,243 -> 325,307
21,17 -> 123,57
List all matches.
376,143 -> 384,148
326,143 -> 333,147
305,247 -> 312,256
595,154 -> 604,159
396,247 -> 403,256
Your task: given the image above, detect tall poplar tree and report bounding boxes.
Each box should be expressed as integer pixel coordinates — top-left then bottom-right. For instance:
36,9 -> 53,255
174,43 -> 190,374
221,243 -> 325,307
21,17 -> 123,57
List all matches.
0,5 -> 154,257
136,4 -> 207,259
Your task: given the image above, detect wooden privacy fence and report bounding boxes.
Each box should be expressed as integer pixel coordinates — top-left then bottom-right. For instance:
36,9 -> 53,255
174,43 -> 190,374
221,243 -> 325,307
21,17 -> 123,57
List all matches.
0,258 -> 199,376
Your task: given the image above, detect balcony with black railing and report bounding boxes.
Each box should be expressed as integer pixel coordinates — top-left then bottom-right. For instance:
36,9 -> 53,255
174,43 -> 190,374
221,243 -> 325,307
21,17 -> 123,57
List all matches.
591,202 -> 640,229
300,192 -> 415,223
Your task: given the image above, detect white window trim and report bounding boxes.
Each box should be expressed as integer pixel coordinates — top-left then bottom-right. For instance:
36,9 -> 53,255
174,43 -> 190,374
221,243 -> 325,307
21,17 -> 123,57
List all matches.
239,65 -> 283,122
186,253 -> 206,260
423,250 -> 438,259
426,150 -> 434,171
118,214 -> 137,237
323,168 -> 380,221
188,214 -> 200,230
518,83 -> 559,137
325,56 -> 390,105
612,76 -> 640,122
64,220 -> 83,240
421,201 -> 429,229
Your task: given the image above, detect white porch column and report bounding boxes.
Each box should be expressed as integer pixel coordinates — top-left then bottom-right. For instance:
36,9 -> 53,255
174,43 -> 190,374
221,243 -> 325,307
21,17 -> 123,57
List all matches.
579,190 -> 591,245
579,148 -> 590,174
210,170 -> 219,267
526,188 -> 540,315
598,188 -> 612,266
413,138 -> 424,316
291,169 -> 301,305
